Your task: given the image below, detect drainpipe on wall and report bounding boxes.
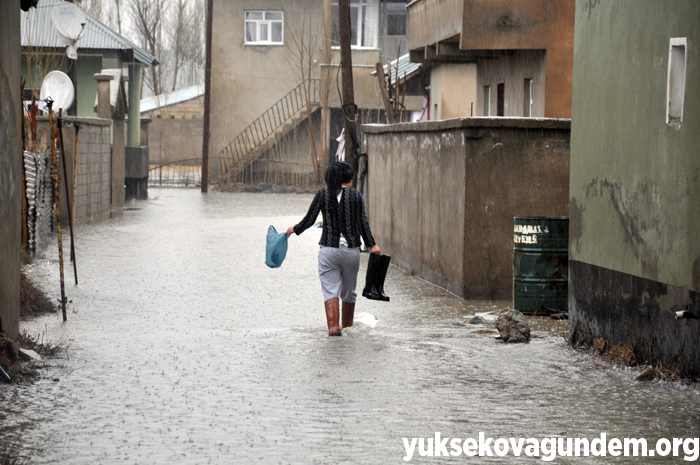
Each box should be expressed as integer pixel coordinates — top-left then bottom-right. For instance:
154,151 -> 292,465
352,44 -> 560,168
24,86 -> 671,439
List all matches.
125,63 -> 148,200
127,64 -> 141,147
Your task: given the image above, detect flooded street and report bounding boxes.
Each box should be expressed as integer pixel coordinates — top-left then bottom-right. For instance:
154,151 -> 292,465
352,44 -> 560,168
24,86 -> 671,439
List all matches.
3,188 -> 699,464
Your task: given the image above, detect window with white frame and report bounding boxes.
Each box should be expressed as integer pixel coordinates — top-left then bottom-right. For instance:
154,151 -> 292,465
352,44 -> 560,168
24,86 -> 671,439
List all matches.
245,11 -> 284,45
331,0 -> 378,49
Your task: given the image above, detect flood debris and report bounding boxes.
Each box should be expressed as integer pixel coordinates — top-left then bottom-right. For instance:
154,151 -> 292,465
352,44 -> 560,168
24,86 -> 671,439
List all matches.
496,309 -> 531,343
569,335 -> 696,382
470,315 -> 493,325
18,348 -> 41,362
636,367 -> 660,382
0,332 -> 64,384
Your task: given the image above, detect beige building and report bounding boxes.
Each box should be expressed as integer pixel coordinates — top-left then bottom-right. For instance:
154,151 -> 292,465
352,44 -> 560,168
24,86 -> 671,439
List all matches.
408,0 -> 574,119
210,0 -> 416,182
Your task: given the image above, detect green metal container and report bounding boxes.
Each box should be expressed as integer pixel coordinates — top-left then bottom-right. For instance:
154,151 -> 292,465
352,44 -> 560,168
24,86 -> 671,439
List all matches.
513,217 -> 569,313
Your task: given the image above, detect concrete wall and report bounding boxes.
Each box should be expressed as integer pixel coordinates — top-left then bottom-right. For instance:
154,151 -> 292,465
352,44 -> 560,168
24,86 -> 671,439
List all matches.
429,63 -> 477,120
407,0 -> 462,49
0,0 -> 21,337
364,117 -> 570,298
569,0 -> 700,376
476,50 -> 546,117
144,97 -> 204,165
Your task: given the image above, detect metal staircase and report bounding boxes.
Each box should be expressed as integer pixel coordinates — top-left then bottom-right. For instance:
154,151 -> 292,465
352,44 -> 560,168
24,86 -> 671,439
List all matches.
218,79 -> 320,182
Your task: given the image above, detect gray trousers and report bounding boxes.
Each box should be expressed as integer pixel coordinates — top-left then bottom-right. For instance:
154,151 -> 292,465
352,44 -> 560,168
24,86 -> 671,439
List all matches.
318,246 -> 360,302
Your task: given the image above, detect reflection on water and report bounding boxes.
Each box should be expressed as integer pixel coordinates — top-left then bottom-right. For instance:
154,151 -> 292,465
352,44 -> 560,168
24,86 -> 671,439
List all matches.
2,189 -> 698,464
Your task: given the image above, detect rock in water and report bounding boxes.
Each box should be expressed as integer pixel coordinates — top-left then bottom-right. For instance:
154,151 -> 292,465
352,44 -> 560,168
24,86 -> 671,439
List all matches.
496,310 -> 531,343
470,315 -> 492,325
636,368 -> 659,381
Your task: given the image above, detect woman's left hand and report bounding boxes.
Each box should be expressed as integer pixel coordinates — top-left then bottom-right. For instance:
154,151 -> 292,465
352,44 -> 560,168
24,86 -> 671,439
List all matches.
370,245 -> 381,255
286,226 -> 295,237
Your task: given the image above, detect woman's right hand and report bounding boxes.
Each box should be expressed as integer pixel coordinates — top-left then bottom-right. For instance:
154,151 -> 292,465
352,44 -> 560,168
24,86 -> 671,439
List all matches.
286,226 -> 295,237
370,245 -> 381,255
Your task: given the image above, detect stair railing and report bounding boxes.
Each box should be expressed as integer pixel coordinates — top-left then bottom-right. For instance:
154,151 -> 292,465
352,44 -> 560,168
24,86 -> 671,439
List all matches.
218,79 -> 320,181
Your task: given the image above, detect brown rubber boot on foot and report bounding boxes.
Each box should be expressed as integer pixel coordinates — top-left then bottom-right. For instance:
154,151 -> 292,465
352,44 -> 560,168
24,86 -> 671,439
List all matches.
324,298 -> 342,336
342,302 -> 355,328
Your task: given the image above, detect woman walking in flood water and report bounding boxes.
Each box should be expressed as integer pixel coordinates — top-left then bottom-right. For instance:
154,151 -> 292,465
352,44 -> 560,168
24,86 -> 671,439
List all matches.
287,161 -> 381,336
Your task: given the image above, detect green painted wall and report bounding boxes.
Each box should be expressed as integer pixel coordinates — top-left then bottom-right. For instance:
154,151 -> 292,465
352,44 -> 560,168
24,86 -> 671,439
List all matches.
570,0 -> 700,291
77,55 -> 102,117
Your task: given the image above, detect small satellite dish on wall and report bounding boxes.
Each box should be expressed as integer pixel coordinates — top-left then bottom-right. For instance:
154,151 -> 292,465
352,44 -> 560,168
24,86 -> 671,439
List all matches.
51,2 -> 87,60
40,71 -> 75,111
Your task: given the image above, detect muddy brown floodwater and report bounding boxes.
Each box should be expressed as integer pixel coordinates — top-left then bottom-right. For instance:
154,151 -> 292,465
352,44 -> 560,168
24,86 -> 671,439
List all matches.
2,188 -> 699,464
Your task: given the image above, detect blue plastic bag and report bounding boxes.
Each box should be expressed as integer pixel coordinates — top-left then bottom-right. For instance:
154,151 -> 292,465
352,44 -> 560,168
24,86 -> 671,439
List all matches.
265,225 -> 289,268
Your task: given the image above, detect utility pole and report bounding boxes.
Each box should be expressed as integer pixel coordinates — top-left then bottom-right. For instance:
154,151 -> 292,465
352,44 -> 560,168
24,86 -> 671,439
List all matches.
201,0 -> 213,193
338,0 -> 359,184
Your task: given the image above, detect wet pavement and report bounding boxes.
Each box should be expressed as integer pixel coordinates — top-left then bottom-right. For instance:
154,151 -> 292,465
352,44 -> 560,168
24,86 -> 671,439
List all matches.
3,188 -> 700,464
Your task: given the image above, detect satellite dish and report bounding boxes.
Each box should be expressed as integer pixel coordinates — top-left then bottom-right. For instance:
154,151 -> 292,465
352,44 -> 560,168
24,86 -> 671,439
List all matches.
51,2 -> 87,60
40,71 -> 75,111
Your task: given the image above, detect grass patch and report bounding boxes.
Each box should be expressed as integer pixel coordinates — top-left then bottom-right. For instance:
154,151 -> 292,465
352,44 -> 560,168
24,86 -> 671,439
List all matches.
0,332 -> 66,384
20,271 -> 56,318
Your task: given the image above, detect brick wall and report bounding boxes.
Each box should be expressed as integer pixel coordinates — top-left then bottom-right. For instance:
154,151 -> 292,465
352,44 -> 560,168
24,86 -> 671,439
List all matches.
35,117 -> 113,223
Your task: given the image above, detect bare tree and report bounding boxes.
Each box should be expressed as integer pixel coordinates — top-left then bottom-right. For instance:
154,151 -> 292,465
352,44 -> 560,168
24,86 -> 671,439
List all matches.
73,0 -> 106,23
169,0 -> 188,91
128,0 -> 168,95
114,0 -> 123,34
181,0 -> 205,86
286,0 -> 324,183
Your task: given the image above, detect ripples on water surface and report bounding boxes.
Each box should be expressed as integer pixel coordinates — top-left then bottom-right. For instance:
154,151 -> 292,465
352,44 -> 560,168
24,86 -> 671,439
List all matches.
2,189 -> 698,464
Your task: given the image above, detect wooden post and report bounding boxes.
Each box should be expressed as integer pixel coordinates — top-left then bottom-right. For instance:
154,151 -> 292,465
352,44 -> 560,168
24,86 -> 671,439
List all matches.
375,63 -> 395,124
201,0 -> 213,193
338,0 -> 359,183
72,122 -> 80,230
57,113 -> 78,285
47,102 -> 67,321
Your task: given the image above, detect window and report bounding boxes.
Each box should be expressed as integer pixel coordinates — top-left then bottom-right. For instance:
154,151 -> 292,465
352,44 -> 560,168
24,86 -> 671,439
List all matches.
497,82 -> 505,116
245,11 -> 284,45
332,0 -> 378,49
387,12 -> 407,36
523,78 -> 533,117
666,37 -> 686,124
483,85 -> 490,116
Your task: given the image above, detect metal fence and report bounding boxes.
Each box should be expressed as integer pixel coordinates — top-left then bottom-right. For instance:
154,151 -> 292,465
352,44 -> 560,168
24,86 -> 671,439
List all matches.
148,158 -> 203,188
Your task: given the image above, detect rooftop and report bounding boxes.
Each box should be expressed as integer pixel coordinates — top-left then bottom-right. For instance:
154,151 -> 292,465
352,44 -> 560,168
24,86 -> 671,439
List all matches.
140,85 -> 204,113
21,1 -> 158,67
371,53 -> 425,86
